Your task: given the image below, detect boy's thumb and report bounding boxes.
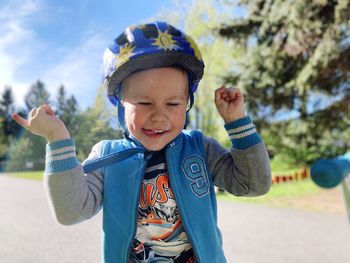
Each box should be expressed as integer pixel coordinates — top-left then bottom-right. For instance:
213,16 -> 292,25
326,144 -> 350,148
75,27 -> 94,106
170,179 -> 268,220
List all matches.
11,113 -> 29,129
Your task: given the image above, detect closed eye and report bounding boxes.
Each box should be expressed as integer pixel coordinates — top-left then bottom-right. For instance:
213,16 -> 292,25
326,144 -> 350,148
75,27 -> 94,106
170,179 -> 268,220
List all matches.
138,102 -> 152,105
167,102 -> 180,106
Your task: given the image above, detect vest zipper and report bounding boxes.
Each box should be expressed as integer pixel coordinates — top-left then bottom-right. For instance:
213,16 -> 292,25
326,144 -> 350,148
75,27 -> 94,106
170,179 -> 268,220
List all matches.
165,151 -> 201,263
126,153 -> 148,263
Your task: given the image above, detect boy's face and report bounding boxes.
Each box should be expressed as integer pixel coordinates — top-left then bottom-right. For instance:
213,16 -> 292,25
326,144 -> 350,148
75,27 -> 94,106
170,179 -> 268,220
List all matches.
122,67 -> 188,151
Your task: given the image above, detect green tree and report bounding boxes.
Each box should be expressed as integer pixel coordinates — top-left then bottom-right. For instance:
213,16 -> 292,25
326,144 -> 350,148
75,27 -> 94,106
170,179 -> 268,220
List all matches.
4,135 -> 45,172
0,86 -> 19,138
25,80 -> 50,110
0,121 -> 6,171
7,80 -> 51,171
56,85 -> 67,116
219,0 -> 350,163
55,85 -> 80,138
74,87 -> 123,161
0,86 -> 21,171
4,129 -> 47,171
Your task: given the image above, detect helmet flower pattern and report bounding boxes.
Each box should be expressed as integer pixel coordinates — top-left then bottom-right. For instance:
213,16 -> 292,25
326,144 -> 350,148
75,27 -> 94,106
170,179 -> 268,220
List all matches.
152,30 -> 177,51
116,43 -> 135,68
186,35 -> 202,61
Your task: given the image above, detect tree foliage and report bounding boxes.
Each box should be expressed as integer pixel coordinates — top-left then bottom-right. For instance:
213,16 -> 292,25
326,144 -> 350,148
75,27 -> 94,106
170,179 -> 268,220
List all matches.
0,86 -> 19,171
4,136 -> 33,172
0,121 -> 6,171
55,85 -> 80,139
25,80 -> 50,111
5,82 -> 52,171
2,79 -> 123,171
0,86 -> 19,138
74,87 -> 123,161
219,0 -> 350,163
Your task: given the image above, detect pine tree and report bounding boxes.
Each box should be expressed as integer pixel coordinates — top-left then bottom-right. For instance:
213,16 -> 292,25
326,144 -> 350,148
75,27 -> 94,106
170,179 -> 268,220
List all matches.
8,80 -> 52,170
55,85 -> 80,134
219,0 -> 350,163
56,85 -> 67,117
0,121 -> 6,171
25,80 -> 50,110
0,86 -> 18,137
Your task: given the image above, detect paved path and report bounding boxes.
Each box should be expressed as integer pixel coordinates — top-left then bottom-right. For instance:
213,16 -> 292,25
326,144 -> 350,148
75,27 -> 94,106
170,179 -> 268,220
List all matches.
1,175 -> 349,262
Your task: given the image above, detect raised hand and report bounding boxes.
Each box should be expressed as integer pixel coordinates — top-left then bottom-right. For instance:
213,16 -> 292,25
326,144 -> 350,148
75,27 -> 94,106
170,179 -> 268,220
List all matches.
12,104 -> 70,142
214,86 -> 246,123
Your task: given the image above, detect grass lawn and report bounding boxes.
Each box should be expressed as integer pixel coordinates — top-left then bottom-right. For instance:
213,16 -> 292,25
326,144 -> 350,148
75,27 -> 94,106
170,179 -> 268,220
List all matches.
2,171 -> 43,180
2,170 -> 320,201
217,178 -> 321,207
2,169 -> 325,211
270,156 -> 306,175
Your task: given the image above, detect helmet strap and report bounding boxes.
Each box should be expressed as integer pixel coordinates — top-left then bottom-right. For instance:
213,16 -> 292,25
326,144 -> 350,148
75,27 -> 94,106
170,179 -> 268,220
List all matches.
184,83 -> 195,129
117,102 -> 127,132
188,88 -> 194,110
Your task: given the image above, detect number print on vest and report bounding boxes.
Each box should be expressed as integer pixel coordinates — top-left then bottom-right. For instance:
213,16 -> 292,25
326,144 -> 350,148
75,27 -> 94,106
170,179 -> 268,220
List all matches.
181,155 -> 209,197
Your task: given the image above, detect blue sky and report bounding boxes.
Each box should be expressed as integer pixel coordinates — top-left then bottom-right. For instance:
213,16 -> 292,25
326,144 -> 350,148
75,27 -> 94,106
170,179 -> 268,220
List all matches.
0,0 -> 183,109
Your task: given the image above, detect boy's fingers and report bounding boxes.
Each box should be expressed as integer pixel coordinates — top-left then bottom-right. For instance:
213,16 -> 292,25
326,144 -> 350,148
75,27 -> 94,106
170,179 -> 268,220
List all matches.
11,113 -> 29,129
227,88 -> 243,100
29,108 -> 38,118
214,85 -> 225,94
43,104 -> 55,115
227,87 -> 238,96
214,86 -> 226,103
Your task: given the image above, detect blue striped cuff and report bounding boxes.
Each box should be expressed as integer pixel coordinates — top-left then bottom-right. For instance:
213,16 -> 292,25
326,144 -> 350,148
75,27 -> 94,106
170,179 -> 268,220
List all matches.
45,139 -> 79,173
224,116 -> 261,149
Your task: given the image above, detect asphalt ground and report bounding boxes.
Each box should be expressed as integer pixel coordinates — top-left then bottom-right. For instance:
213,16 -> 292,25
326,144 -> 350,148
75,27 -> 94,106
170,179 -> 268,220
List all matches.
1,175 -> 349,263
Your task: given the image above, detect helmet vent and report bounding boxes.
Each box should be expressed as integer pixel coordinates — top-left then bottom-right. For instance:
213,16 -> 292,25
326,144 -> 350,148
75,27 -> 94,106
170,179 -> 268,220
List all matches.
116,33 -> 129,46
141,24 -> 158,39
168,25 -> 182,37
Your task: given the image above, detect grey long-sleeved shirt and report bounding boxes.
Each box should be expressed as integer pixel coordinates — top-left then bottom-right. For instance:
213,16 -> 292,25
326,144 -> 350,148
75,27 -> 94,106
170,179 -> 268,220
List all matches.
44,117 -> 271,225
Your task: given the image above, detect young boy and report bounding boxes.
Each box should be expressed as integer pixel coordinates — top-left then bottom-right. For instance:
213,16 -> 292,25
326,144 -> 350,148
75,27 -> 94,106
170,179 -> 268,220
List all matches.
12,21 -> 271,263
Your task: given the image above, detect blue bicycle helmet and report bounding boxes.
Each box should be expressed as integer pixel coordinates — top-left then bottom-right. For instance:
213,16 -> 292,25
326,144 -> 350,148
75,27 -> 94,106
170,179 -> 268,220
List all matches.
101,21 -> 205,129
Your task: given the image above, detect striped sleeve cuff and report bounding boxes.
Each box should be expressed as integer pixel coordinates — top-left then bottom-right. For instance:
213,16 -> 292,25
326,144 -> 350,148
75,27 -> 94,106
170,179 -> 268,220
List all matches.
224,116 -> 261,150
45,138 -> 79,173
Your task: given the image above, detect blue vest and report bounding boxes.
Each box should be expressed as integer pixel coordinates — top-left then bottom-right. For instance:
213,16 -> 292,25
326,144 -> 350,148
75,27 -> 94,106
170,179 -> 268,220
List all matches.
89,130 -> 226,263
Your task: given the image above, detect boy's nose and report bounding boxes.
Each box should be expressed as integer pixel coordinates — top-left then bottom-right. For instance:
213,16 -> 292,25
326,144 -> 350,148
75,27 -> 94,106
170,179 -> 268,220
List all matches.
151,107 -> 167,122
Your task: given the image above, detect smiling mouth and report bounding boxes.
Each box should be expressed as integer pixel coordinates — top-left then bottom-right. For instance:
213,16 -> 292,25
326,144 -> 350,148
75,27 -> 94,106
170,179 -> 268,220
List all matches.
143,129 -> 170,137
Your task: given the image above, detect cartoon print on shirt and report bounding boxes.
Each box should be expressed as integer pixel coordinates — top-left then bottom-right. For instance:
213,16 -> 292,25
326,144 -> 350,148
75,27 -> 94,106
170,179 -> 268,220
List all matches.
131,170 -> 194,262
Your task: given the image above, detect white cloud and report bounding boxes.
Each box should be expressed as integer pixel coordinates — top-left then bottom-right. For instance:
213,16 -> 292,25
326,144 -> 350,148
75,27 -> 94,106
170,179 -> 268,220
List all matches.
0,0 -> 108,110
41,31 -> 108,109
0,0 -> 42,108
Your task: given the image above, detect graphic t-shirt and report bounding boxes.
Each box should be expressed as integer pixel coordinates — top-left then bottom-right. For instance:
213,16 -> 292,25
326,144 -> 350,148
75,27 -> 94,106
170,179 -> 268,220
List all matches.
129,150 -> 196,263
